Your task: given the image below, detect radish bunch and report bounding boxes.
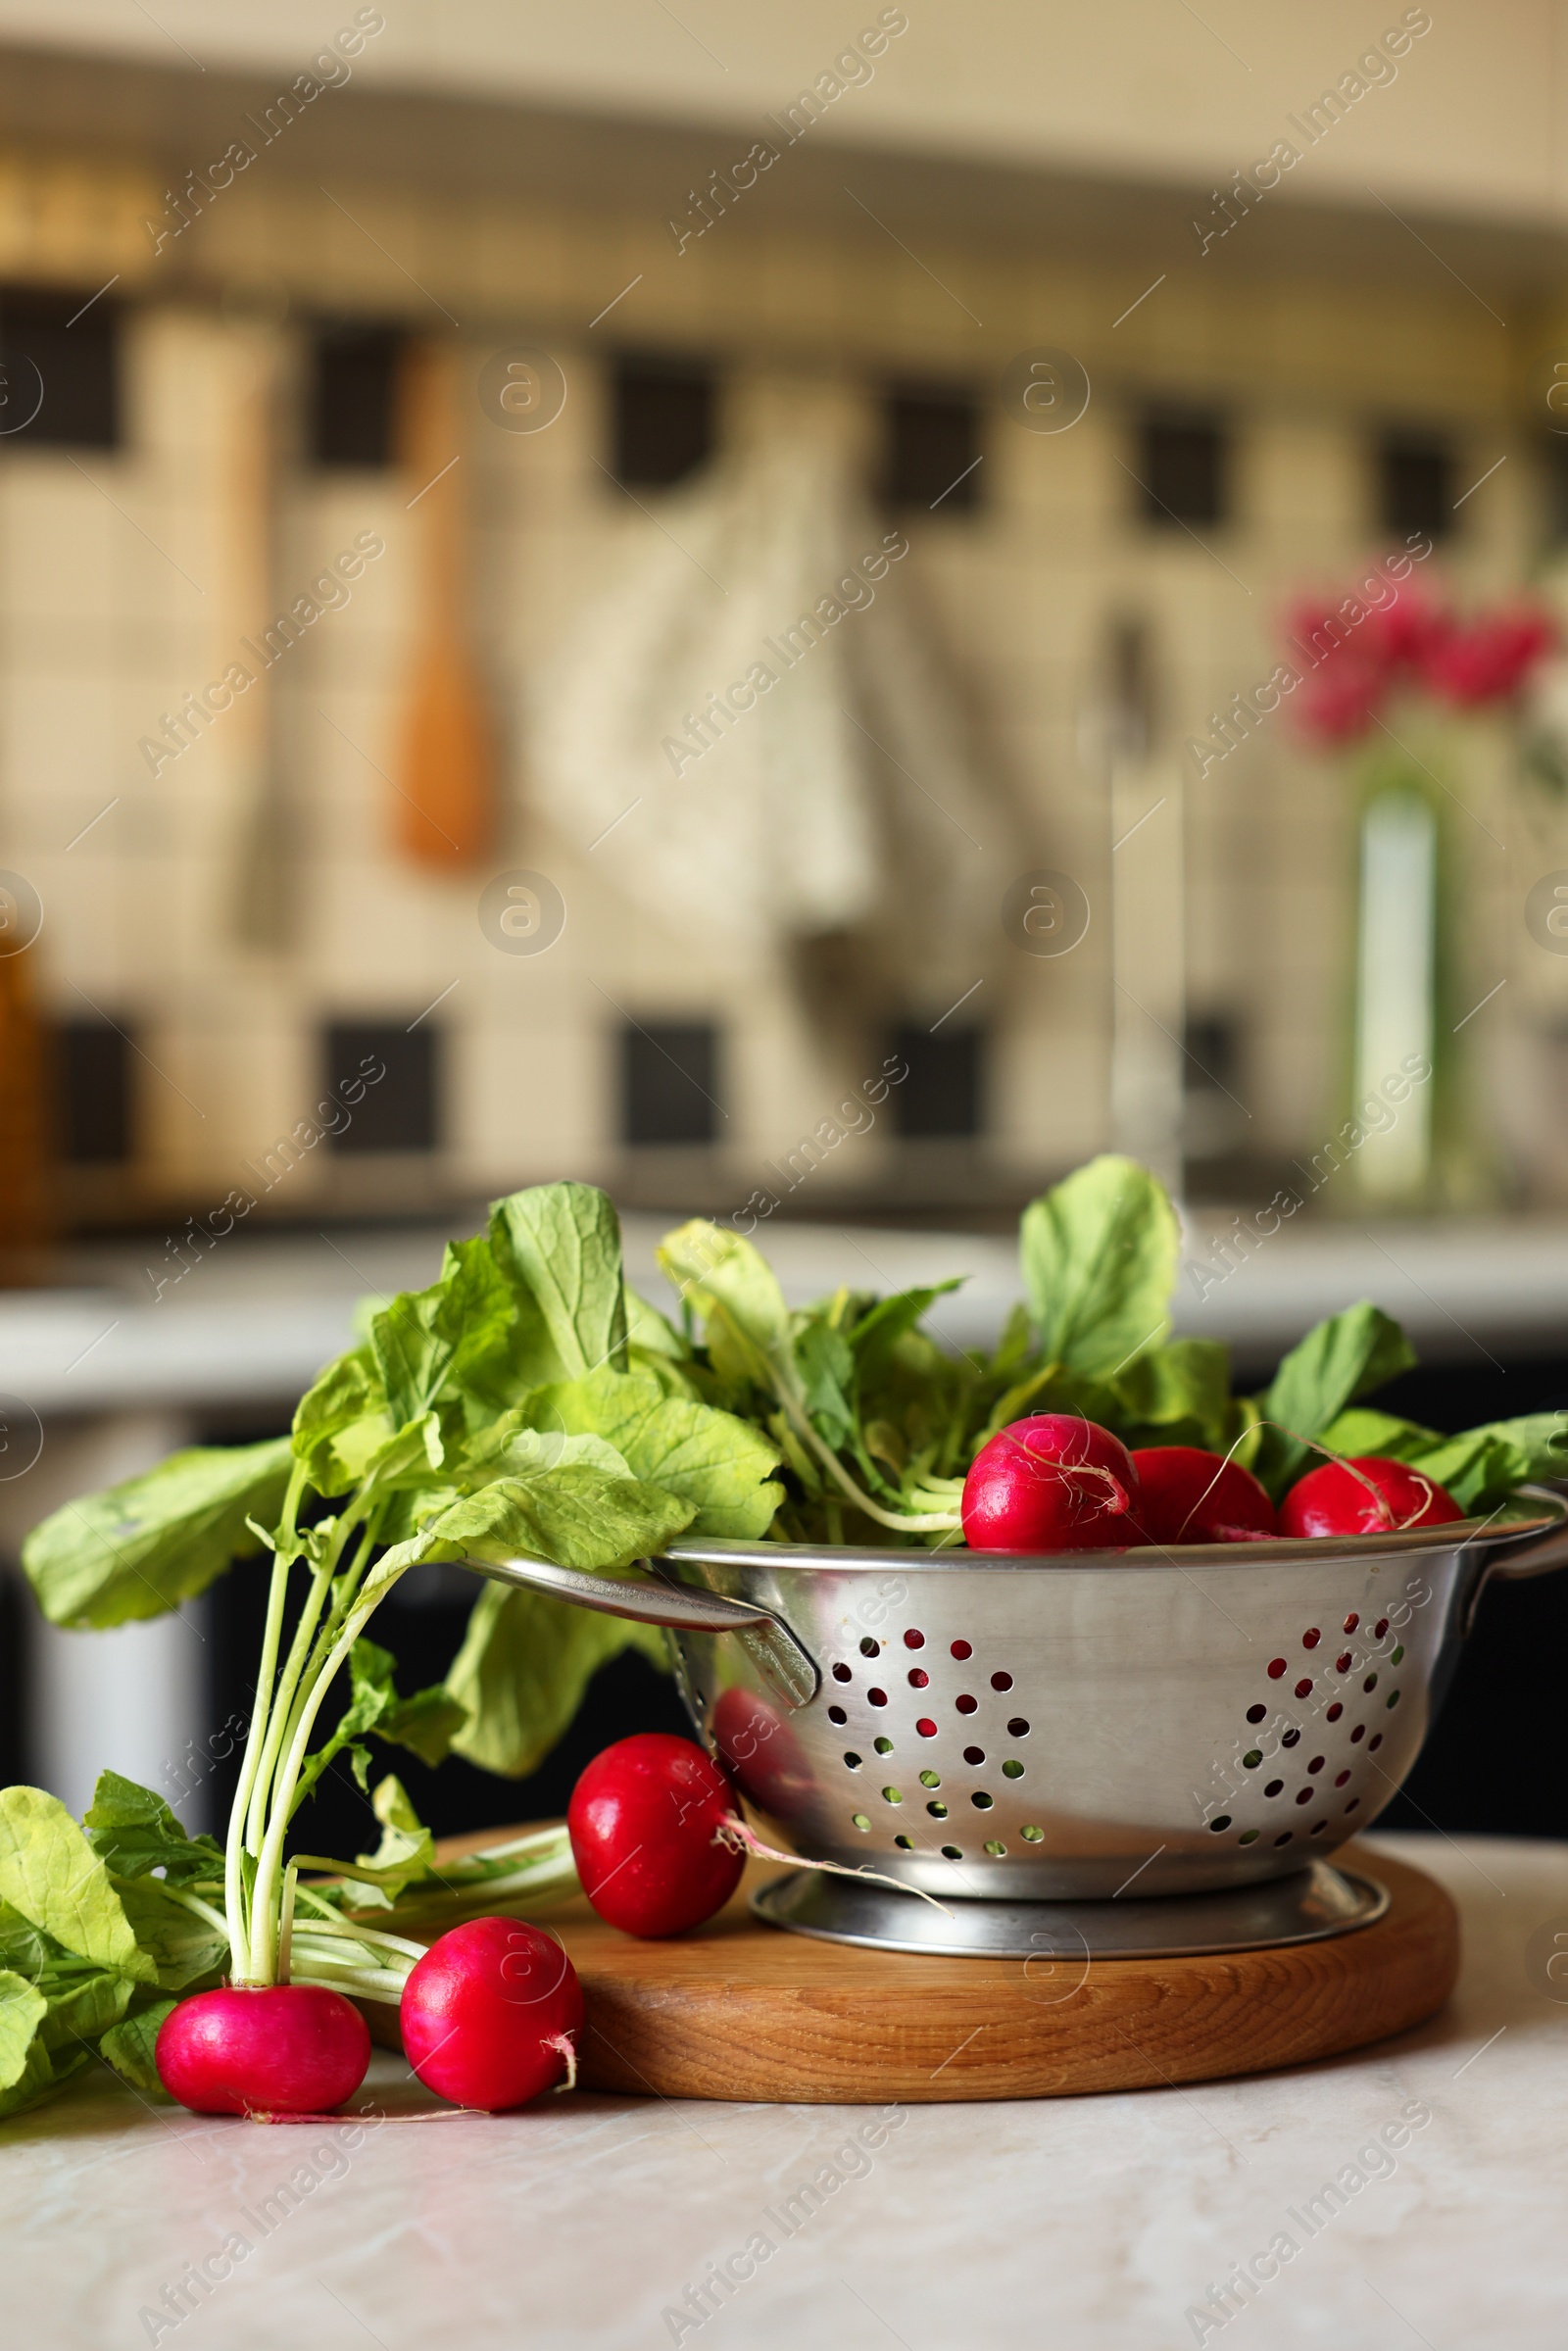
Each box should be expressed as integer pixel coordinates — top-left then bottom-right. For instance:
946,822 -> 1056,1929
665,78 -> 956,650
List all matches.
157,1921 -> 583,2118
959,1413 -> 1461,1551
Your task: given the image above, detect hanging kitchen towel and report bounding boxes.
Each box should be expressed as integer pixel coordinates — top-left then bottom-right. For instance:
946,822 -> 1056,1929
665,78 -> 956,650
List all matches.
534,378 -> 1020,1009
395,336 -> 493,868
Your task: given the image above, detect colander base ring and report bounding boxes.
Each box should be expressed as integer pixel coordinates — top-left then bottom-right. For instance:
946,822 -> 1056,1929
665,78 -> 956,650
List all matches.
752,1860 -> 1389,1959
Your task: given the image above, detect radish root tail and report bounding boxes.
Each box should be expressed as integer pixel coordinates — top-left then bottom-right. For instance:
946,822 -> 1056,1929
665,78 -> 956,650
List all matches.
713,1816 -> 955,1919
546,2033 -> 579,2094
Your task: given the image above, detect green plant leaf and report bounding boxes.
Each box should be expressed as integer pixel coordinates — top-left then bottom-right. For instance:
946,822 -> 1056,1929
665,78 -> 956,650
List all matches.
658,1221 -> 793,1390
445,1583 -> 669,1780
21,1437 -> 292,1630
795,1321 -> 857,1452
370,1241 -> 515,1431
489,1181 -> 628,1383
0,1788 -> 154,1983
524,1368 -> 784,1541
345,1774 -> 437,1900
362,1413 -> 445,1491
292,1348 -> 393,1497
0,1969 -> 46,2091
1019,1155 -> 1180,1380
395,1457 -> 697,1781
107,1880 -> 225,1992
846,1284 -> 964,1391
1320,1406 -> 1568,1515
81,1772 -> 224,1887
1112,1340 -> 1234,1451
370,1460 -> 696,1591
373,1682 -> 471,1770
1256,1303 -> 1416,1496
36,1967 -> 136,2051
1316,1407 -> 1445,1460
100,2000 -> 176,2097
624,1282 -> 689,1360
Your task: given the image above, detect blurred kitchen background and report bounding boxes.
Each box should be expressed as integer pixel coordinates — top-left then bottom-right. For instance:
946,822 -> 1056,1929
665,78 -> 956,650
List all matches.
2,0 -> 1568,1848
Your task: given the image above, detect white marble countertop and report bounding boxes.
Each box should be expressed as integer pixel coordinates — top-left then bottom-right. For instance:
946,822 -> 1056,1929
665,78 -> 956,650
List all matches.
6,1831 -> 1567,2350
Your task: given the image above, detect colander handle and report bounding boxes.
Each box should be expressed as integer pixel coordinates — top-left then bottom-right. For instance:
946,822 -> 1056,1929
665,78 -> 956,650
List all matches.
1459,1492 -> 1568,1638
454,1553 -> 820,1709
1477,1492 -> 1568,1583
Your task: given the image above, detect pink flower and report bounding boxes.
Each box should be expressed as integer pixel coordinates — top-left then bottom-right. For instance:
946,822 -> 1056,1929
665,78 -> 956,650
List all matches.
1357,582 -> 1449,673
1420,609 -> 1555,708
1294,659 -> 1387,745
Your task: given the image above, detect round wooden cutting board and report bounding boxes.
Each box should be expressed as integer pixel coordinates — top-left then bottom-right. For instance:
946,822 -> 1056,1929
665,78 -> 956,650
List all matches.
366,1835 -> 1458,2104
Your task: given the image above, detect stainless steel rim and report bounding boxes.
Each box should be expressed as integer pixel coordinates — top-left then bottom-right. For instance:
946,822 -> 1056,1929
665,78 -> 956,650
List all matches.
750,1861 -> 1392,1959
662,1504 -> 1563,1575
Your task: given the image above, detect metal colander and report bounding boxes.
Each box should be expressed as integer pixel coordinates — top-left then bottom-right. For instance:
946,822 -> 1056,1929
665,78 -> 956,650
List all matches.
465,1500 -> 1568,1921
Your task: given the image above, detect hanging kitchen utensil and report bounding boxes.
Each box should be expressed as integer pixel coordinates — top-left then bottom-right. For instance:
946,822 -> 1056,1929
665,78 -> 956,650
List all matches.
0,934 -> 50,1269
224,320 -> 293,950
394,335 -> 493,867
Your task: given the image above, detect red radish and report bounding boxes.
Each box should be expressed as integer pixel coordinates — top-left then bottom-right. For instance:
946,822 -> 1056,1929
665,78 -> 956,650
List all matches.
401,1918 -> 582,2112
567,1733 -> 744,1938
1280,1453 -> 1463,1539
1128,1446 -> 1278,1545
961,1414 -> 1139,1552
156,1984 -> 369,2117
